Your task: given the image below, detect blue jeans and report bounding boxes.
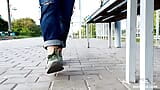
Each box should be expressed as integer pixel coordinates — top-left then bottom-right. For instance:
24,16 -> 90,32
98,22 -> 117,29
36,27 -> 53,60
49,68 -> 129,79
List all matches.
39,0 -> 75,48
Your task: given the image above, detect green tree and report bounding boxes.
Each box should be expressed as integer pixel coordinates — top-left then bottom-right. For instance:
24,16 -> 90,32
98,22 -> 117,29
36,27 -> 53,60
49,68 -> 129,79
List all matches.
81,24 -> 86,38
0,18 -> 8,31
89,23 -> 96,38
154,11 -> 160,35
12,18 -> 41,36
83,17 -> 96,38
154,11 -> 156,35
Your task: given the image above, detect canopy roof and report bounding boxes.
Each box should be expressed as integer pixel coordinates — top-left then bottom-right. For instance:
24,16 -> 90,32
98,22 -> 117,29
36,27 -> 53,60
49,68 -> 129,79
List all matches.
87,0 -> 160,23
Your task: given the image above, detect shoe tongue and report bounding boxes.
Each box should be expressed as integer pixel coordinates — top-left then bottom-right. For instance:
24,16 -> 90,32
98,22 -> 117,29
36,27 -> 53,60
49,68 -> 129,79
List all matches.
48,52 -> 56,59
47,48 -> 61,59
48,48 -> 58,55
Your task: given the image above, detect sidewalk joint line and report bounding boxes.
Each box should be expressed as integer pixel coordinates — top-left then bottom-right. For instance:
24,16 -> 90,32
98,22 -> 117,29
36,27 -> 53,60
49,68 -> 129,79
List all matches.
0,78 -> 8,84
49,81 -> 54,90
35,77 -> 39,83
84,80 -> 91,90
36,62 -> 41,66
97,74 -> 103,80
24,70 -> 33,78
68,75 -> 70,80
11,83 -> 18,90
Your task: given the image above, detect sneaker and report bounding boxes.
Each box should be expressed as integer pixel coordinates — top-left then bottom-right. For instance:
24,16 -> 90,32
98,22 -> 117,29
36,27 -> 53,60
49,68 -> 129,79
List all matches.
46,48 -> 64,74
57,49 -> 63,62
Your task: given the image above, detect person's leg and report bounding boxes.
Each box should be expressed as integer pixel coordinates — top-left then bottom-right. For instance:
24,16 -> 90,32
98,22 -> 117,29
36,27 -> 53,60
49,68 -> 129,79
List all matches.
51,0 -> 75,62
39,0 -> 75,74
59,0 -> 75,47
40,0 -> 74,52
39,0 -> 64,48
54,0 -> 75,66
50,0 -> 75,63
39,0 -> 64,74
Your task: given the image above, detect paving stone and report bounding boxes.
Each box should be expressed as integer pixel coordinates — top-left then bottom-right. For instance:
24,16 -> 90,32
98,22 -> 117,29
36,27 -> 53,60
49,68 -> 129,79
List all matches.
70,75 -> 99,81
82,66 -> 96,71
70,75 -> 85,81
23,66 -> 45,70
14,82 -> 50,90
37,75 -> 55,82
65,71 -> 84,76
3,77 -> 37,84
52,80 -> 87,90
94,66 -> 106,70
84,75 -> 127,90
67,67 -> 82,72
5,70 -> 31,75
83,70 -> 99,75
31,69 -> 45,74
1,74 -> 25,79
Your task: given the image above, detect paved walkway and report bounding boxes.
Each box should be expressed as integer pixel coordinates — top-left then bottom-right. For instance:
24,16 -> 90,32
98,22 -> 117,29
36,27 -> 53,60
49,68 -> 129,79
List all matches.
0,38 -> 160,90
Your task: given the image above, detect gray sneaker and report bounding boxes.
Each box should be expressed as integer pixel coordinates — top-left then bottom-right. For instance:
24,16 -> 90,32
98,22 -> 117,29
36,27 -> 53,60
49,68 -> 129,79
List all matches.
46,48 -> 64,74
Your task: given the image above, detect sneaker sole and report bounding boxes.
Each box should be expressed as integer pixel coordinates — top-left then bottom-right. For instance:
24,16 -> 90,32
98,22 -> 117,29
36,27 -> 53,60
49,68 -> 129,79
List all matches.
47,61 -> 64,74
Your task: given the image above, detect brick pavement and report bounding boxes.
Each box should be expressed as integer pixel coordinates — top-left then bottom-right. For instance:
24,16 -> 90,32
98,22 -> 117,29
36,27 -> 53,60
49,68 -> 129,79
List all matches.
0,38 -> 159,90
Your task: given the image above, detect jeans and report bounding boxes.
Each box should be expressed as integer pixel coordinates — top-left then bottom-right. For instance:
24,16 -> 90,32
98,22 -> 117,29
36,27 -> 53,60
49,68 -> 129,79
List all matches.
39,0 -> 75,48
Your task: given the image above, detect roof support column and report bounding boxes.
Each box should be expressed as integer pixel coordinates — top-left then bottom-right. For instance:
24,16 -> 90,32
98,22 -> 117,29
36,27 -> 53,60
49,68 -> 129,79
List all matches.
101,24 -> 103,39
91,24 -> 93,38
105,23 -> 108,39
115,21 -> 121,48
140,0 -> 154,90
86,23 -> 90,48
108,22 -> 112,48
103,23 -> 106,39
96,23 -> 98,38
126,0 -> 137,83
102,23 -> 104,39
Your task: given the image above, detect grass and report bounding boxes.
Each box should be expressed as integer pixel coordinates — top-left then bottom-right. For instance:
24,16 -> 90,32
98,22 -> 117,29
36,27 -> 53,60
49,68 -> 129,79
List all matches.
0,35 -> 40,40
121,37 -> 159,45
13,35 -> 33,39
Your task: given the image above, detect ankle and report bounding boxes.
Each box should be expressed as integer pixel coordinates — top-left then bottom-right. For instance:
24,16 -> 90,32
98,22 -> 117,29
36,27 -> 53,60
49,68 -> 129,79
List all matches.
47,46 -> 58,55
47,46 -> 62,55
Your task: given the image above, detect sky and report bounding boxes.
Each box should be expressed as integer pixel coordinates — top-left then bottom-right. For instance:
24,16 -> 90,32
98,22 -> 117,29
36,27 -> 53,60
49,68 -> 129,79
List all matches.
0,0 -> 40,25
0,0 -> 100,25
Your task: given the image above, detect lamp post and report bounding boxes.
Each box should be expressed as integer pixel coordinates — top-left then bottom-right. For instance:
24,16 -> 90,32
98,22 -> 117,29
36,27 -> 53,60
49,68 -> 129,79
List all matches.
79,0 -> 82,39
7,0 -> 12,32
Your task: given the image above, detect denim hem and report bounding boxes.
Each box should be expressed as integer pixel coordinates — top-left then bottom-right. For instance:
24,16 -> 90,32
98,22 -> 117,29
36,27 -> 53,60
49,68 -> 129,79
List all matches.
44,40 -> 65,49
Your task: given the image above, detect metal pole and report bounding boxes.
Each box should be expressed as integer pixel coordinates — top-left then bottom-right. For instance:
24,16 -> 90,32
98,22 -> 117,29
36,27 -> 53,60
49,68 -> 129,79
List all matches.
103,23 -> 105,39
79,0 -> 82,39
101,23 -> 103,39
86,24 -> 90,48
7,0 -> 12,32
156,10 -> 160,46
96,24 -> 98,38
108,22 -> 111,48
115,21 -> 121,48
91,24 -> 93,38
